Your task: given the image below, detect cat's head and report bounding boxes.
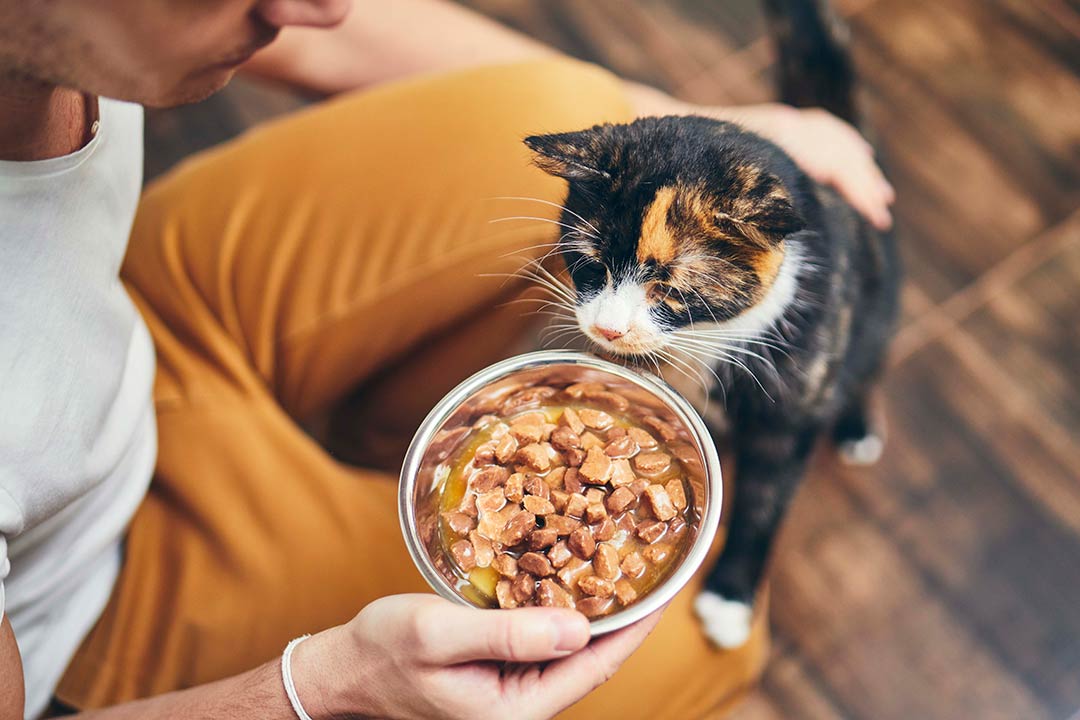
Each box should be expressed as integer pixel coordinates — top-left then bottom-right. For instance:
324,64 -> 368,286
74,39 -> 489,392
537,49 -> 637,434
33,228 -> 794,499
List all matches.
525,116 -> 806,360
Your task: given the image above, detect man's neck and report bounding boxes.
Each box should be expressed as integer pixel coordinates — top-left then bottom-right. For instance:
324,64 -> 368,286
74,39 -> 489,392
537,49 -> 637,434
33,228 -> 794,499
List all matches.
0,73 -> 98,161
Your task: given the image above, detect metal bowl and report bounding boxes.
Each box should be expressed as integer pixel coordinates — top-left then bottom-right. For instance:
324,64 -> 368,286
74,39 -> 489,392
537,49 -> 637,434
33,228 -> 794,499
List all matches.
398,350 -> 722,635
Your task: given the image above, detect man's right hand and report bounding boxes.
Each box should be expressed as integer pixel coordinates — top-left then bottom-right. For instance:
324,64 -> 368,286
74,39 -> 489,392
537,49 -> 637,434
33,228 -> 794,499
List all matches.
293,594 -> 664,720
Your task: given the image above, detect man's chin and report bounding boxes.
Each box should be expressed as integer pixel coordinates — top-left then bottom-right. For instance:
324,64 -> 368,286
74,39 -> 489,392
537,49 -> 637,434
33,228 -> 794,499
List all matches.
141,68 -> 237,109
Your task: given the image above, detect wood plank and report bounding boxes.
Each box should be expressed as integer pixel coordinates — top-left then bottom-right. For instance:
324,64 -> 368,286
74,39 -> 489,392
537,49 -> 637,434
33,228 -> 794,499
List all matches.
731,0 -> 1080,304
452,0 -> 611,66
890,209 -> 1080,363
993,0 -> 1080,76
818,330 -> 1080,716
659,0 -> 767,52
851,37 -> 1050,301
853,0 -> 1080,225
731,642 -> 849,720
768,449 -> 1055,720
559,0 -> 707,90
727,693 -> 791,720
455,0 -> 736,92
963,230 -> 1080,437
675,51 -> 775,107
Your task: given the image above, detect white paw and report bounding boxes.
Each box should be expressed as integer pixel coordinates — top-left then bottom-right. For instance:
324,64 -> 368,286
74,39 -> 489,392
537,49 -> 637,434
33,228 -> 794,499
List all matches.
838,433 -> 884,466
694,591 -> 753,649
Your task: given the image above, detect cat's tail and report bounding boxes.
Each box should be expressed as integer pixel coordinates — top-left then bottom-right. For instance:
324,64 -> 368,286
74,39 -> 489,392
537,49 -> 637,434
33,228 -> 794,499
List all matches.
762,0 -> 859,125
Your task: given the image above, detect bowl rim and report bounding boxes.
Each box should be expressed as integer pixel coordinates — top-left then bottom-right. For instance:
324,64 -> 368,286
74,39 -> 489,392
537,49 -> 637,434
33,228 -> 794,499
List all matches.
398,349 -> 723,635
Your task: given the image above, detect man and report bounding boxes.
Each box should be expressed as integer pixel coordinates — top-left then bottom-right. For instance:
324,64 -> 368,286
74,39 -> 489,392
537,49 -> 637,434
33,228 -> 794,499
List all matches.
0,1 -> 893,718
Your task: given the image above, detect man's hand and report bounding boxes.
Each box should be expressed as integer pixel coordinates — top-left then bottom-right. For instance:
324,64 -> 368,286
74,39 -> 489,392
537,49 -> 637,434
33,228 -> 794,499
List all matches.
293,594 -> 664,720
723,103 -> 896,230
628,83 -> 895,231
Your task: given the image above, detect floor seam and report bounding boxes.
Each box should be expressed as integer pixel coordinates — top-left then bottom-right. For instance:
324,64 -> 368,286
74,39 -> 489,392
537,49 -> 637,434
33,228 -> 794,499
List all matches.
940,326 -> 1080,479
889,207 -> 1080,366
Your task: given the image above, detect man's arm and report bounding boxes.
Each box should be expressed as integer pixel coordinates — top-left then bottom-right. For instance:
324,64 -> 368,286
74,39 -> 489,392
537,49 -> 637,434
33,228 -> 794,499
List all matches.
243,0 -> 555,95
75,658 -> 301,720
0,595 -> 659,720
1,618 -> 25,720
3,613 -> 306,720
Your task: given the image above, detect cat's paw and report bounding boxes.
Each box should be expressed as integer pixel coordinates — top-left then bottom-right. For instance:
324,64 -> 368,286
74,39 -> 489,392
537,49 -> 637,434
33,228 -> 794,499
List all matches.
837,433 -> 884,466
694,591 -> 753,649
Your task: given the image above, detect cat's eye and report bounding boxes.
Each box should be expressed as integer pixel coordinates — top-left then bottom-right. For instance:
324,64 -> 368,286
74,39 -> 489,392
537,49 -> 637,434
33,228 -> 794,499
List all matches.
646,281 -> 688,315
646,282 -> 669,303
569,256 -> 607,289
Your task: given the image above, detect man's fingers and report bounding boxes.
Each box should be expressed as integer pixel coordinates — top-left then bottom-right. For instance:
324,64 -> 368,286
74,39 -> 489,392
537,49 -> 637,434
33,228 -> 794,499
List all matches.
822,115 -> 895,230
410,601 -> 590,665
830,153 -> 894,231
863,163 -> 895,230
881,177 -> 897,204
526,606 -> 666,717
849,188 -> 893,231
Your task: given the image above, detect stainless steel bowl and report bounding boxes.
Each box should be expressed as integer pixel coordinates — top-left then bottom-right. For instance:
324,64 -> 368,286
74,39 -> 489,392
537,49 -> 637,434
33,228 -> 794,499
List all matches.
398,350 -> 722,635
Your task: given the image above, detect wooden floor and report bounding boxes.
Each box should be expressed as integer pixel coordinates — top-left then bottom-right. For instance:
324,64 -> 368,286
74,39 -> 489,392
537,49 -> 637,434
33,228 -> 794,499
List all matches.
143,1 -> 1080,718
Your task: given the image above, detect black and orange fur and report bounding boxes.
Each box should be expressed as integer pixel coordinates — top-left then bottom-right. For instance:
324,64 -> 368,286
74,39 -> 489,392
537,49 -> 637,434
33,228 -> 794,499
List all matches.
525,0 -> 901,634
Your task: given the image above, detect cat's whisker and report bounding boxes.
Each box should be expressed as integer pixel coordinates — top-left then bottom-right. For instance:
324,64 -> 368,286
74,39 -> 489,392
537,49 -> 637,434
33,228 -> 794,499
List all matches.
496,241 -> 564,261
485,263 -> 578,305
538,230 -> 601,268
681,334 -> 790,352
690,326 -> 790,340
479,271 -> 576,307
652,347 -> 704,396
497,296 -> 574,312
686,286 -> 722,327
673,287 -> 698,336
669,335 -> 777,366
664,344 -> 725,390
643,351 -> 664,379
539,326 -> 581,344
520,261 -> 579,301
489,215 -> 598,240
541,326 -> 585,348
542,325 -> 582,340
669,336 -> 777,375
668,341 -> 775,402
674,264 -> 736,290
518,273 -> 577,308
564,254 -> 599,275
534,314 -> 578,326
674,328 -> 793,352
655,347 -> 717,407
491,195 -> 602,238
501,302 -> 577,324
667,347 -> 723,414
538,319 -> 579,337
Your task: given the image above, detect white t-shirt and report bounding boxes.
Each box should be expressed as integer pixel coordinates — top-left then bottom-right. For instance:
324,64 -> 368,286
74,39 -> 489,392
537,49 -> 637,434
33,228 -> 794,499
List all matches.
0,98 -> 156,720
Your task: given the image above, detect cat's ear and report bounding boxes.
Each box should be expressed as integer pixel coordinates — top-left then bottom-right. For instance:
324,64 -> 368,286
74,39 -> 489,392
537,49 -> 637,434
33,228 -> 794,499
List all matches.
524,130 -> 611,181
715,171 -> 805,247
716,201 -> 805,249
745,194 -> 805,239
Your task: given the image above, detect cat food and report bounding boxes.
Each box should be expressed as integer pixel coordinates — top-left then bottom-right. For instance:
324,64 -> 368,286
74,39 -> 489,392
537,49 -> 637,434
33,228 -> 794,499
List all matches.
437,382 -> 696,618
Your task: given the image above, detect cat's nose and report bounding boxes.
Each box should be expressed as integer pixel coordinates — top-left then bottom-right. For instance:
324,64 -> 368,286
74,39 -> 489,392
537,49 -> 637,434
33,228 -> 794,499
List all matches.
593,324 -> 625,341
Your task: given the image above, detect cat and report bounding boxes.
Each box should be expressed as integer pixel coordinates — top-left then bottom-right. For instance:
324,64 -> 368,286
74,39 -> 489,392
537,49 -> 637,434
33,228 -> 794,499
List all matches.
523,0 -> 900,648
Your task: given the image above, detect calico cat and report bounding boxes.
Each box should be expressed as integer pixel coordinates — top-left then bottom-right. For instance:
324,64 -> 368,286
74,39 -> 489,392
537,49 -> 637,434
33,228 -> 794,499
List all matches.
523,0 -> 900,647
